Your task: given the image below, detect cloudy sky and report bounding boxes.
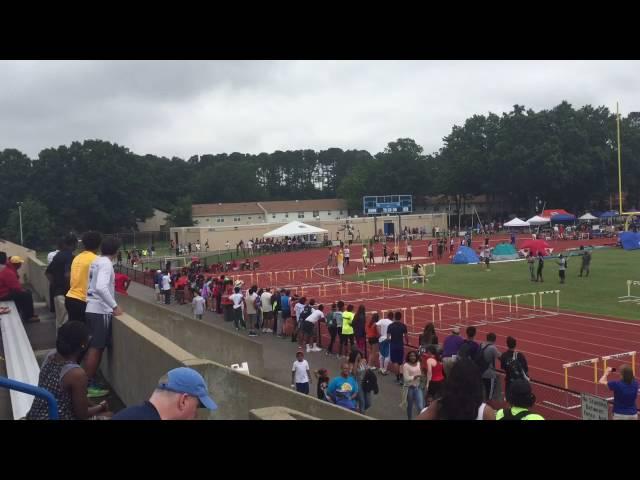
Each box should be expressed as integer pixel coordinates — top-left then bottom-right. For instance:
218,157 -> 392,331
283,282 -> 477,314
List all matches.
1,60 -> 638,159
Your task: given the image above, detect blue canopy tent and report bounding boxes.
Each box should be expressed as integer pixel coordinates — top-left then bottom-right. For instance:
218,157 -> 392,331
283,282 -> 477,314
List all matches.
451,246 -> 480,264
599,210 -> 619,218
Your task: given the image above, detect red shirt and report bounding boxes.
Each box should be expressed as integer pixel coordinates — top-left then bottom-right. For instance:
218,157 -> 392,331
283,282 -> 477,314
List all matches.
422,353 -> 445,382
114,273 -> 129,295
221,285 -> 234,305
365,321 -> 378,339
0,263 -> 23,298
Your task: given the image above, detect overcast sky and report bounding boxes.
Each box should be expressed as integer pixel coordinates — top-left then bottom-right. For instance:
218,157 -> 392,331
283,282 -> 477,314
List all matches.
0,60 -> 638,159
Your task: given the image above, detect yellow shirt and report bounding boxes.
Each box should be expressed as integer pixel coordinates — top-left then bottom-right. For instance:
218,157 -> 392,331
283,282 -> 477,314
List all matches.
66,251 -> 98,301
341,311 -> 355,335
337,251 -> 344,264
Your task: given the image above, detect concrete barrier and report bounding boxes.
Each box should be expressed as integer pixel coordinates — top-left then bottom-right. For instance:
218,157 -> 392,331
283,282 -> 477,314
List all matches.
103,314 -> 369,420
249,407 -> 318,420
116,294 -> 265,378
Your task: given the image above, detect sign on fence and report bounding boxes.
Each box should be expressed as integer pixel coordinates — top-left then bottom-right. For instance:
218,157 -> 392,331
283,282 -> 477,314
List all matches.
580,393 -> 609,420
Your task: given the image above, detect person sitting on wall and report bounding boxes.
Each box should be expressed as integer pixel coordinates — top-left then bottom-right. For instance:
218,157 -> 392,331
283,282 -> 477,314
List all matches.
0,256 -> 40,323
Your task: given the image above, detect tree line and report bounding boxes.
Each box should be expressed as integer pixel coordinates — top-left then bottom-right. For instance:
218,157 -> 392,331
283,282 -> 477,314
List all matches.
1,101 -> 639,250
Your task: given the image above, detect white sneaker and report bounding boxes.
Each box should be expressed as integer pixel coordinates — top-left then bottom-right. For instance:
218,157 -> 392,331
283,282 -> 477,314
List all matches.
312,347 -> 322,352
306,346 -> 311,353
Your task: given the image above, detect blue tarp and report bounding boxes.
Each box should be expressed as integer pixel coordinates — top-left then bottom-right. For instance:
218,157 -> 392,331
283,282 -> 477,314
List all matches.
599,210 -> 619,218
550,214 -> 576,222
452,245 -> 480,264
619,232 -> 640,250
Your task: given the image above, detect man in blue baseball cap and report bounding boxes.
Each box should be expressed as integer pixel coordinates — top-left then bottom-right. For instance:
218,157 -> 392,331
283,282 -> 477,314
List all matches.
112,367 -> 217,420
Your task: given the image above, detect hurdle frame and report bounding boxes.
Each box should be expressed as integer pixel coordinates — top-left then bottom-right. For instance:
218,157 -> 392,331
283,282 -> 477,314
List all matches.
562,357 -> 599,390
488,295 -> 513,323
619,280 -> 640,303
602,351 -> 637,376
436,301 -> 463,330
410,304 -> 436,327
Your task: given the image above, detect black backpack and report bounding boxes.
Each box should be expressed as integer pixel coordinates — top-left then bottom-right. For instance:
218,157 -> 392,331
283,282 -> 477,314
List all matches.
300,304 -> 313,321
362,369 -> 379,394
505,352 -> 529,382
474,344 -> 491,373
499,408 -> 531,421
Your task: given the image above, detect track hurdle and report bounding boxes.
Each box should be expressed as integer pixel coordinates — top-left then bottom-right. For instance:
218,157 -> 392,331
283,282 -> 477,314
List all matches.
274,270 -> 292,283
538,290 -> 561,314
437,301 -> 463,330
618,280 -> 640,303
488,295 -> 513,323
464,298 -> 488,325
385,275 -> 425,289
513,292 -> 537,319
255,271 -> 273,285
562,357 -> 599,390
367,279 -> 385,294
410,304 -> 436,327
602,351 -> 636,376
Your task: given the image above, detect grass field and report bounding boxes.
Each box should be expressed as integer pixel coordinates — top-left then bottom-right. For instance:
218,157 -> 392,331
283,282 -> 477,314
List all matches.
348,248 -> 640,321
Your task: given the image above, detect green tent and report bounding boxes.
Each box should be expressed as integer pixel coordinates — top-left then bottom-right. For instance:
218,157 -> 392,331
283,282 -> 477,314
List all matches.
492,243 -> 518,260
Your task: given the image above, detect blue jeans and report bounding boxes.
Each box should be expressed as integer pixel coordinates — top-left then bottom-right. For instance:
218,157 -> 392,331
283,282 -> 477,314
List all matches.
296,382 -> 309,395
407,385 -> 425,420
357,387 -> 372,413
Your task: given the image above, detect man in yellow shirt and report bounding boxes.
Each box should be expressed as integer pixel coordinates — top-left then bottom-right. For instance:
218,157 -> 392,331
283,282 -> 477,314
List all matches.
340,304 -> 356,357
65,231 -> 102,323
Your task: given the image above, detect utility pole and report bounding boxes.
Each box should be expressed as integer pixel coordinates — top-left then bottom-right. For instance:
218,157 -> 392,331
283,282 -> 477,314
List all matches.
17,202 -> 24,245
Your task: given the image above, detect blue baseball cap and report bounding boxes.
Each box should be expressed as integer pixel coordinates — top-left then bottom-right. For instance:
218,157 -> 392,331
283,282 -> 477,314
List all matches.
157,367 -> 217,410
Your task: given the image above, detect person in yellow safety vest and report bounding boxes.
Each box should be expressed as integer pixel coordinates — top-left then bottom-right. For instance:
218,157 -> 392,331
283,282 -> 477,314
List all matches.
496,380 -> 544,420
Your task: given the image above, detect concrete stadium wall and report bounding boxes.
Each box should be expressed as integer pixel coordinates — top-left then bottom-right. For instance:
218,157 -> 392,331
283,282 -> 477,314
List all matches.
171,213 -> 449,247
103,314 -> 369,420
116,294 -> 265,378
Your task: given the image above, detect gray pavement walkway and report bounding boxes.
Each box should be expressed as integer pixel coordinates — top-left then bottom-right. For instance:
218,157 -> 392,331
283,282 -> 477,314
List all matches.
126,282 -> 410,419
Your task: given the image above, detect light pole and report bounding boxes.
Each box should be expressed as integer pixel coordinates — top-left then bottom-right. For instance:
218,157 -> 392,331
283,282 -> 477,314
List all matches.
17,202 -> 24,245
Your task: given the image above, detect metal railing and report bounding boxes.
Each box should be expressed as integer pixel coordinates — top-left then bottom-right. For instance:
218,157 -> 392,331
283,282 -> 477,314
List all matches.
0,376 -> 59,420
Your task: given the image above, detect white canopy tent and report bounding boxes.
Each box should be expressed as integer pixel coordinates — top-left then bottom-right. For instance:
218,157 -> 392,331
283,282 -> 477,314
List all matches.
526,215 -> 551,226
578,213 -> 598,221
504,217 -> 530,227
263,221 -> 328,238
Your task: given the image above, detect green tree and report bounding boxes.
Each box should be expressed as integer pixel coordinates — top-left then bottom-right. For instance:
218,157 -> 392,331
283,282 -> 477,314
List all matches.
166,196 -> 196,227
2,197 -> 53,250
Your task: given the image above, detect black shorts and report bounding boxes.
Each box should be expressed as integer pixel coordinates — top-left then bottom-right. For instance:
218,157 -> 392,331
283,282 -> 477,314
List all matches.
428,380 -> 444,399
368,337 -> 379,345
340,333 -> 355,345
302,320 -> 315,336
85,312 -> 113,349
485,257 -> 490,265
65,297 -> 87,323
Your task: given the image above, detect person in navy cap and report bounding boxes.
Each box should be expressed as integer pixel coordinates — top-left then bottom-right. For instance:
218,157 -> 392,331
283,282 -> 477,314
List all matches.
112,367 -> 217,420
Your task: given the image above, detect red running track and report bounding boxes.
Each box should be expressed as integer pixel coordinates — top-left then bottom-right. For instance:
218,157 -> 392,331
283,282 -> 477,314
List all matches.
248,238 -> 636,419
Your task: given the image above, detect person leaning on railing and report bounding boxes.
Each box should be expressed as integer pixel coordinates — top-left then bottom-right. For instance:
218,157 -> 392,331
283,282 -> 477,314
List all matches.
599,365 -> 638,420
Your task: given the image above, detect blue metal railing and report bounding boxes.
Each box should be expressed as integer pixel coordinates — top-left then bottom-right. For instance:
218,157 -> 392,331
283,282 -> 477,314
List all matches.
0,376 -> 58,420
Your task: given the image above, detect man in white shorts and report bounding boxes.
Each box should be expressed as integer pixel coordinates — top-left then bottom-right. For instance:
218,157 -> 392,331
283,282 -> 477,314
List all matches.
375,312 -> 393,374
303,304 -> 325,353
